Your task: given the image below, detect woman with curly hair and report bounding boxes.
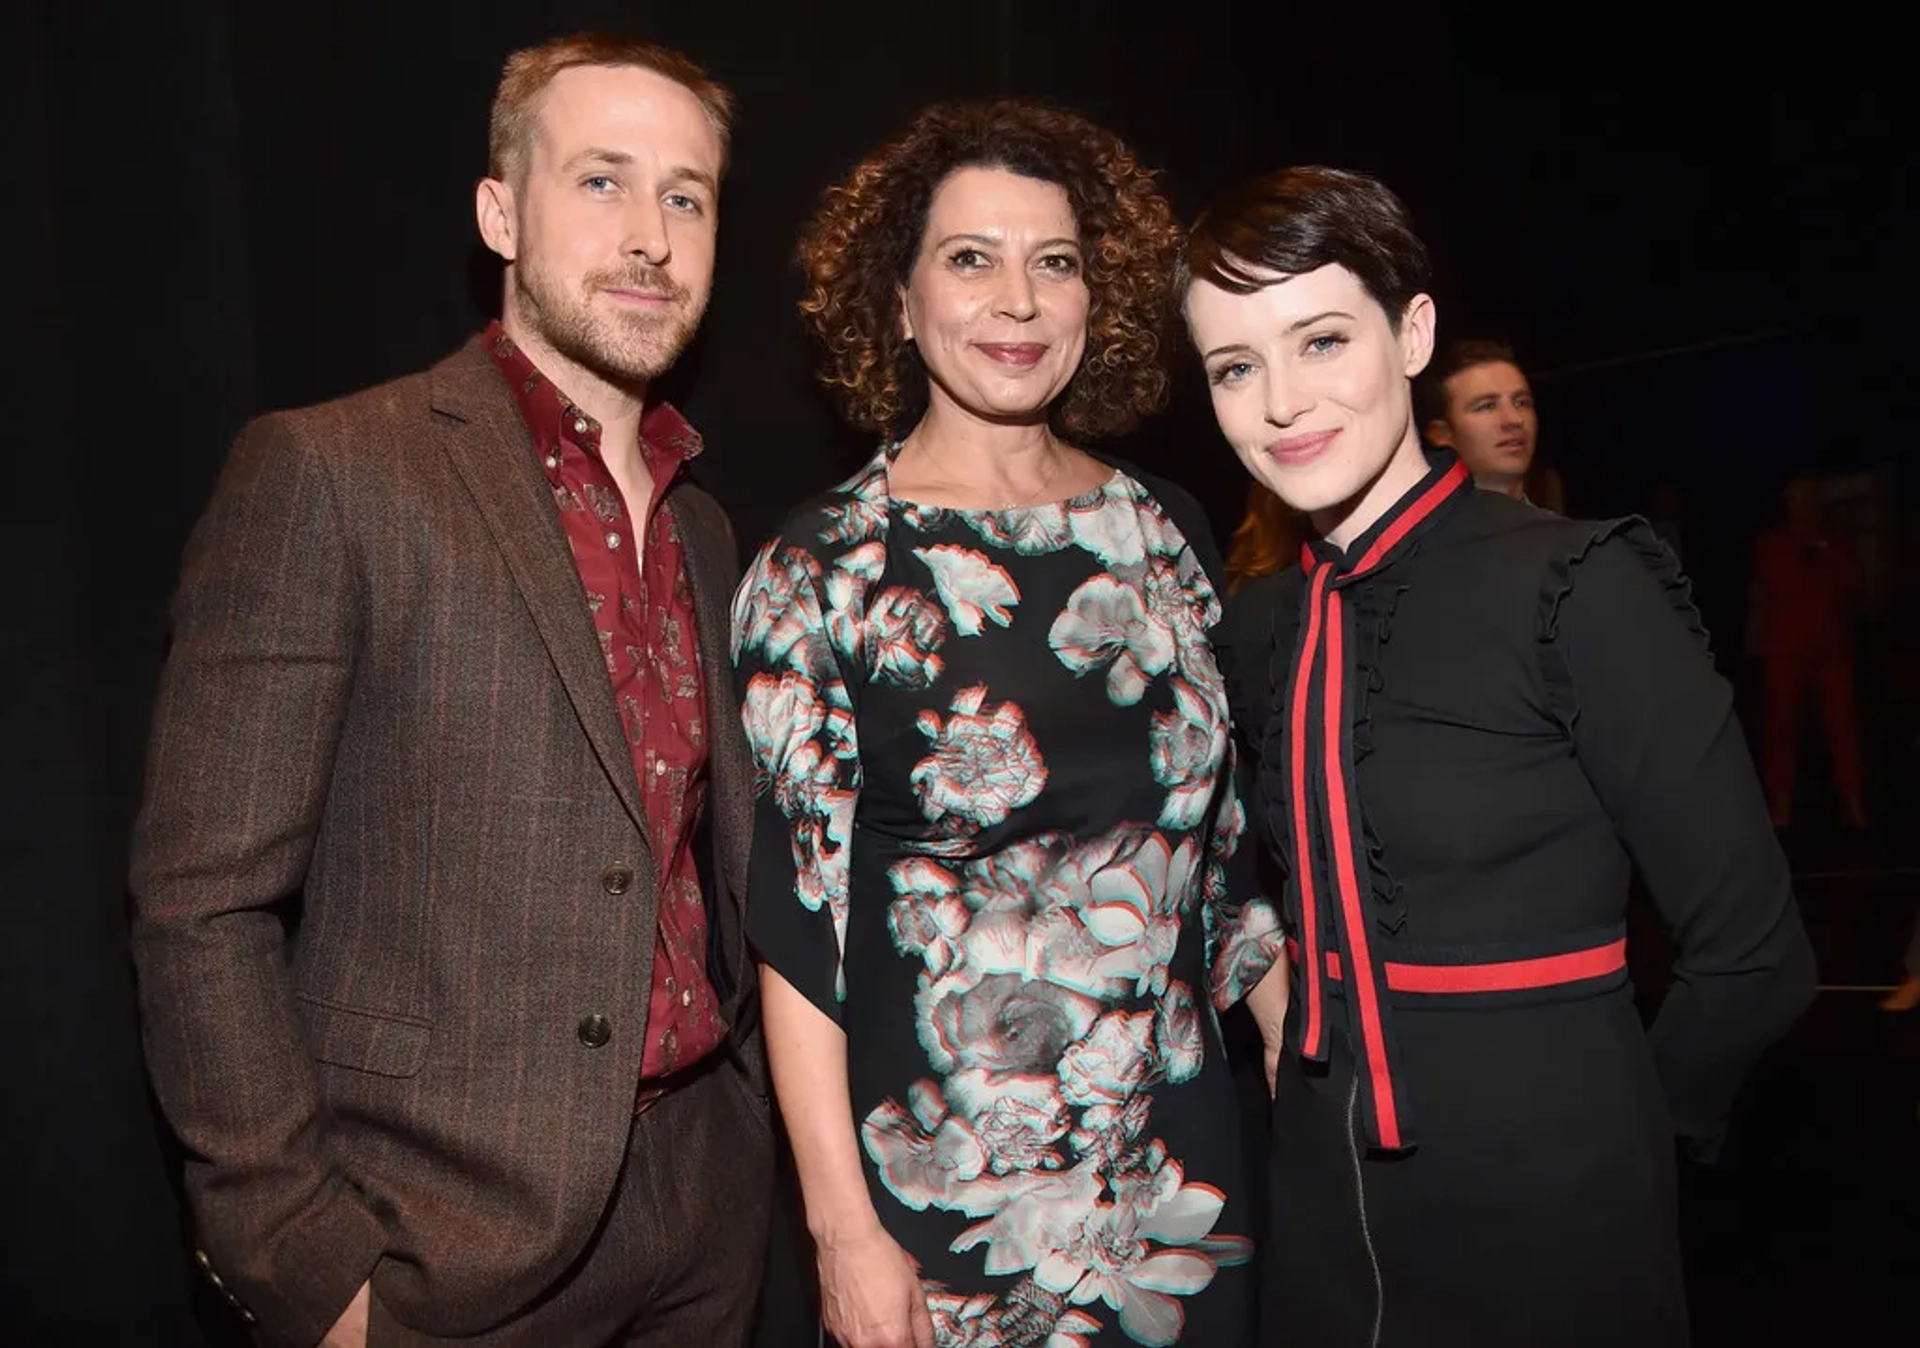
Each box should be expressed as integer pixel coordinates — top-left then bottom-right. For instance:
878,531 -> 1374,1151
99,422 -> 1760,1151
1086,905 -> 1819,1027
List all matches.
1183,166 -> 1816,1346
731,101 -> 1280,1348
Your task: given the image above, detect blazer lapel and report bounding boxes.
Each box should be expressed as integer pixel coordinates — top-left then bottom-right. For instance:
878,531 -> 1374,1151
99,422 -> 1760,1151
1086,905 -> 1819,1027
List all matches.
428,340 -> 650,849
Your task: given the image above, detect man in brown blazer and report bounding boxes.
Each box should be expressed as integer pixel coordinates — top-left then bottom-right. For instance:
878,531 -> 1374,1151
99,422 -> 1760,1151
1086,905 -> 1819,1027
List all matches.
129,33 -> 772,1348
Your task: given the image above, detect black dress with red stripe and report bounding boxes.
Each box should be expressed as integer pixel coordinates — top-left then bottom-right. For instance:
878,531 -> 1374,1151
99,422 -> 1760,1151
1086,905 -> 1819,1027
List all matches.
1224,455 -> 1815,1348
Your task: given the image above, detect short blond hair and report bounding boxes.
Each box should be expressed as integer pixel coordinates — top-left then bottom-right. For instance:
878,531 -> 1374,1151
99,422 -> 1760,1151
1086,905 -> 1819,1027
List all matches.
487,32 -> 734,185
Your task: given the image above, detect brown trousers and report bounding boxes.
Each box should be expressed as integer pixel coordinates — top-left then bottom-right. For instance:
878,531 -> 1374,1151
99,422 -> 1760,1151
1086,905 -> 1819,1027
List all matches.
368,1060 -> 774,1347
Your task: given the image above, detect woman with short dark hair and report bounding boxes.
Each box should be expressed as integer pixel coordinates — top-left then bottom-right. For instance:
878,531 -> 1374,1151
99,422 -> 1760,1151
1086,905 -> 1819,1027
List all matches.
734,102 -> 1279,1348
1182,165 -> 1816,1347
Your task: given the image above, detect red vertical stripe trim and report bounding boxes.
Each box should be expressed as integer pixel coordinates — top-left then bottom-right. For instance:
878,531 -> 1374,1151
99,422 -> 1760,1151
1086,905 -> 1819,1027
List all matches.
1289,562 -> 1331,1059
1320,589 -> 1404,1150
1350,460 -> 1472,578
1290,560 -> 1336,1067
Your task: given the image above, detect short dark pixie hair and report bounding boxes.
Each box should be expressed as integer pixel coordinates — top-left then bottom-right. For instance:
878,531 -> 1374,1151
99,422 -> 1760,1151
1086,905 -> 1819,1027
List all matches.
1182,166 -> 1430,328
1419,338 -> 1524,422
797,99 -> 1182,443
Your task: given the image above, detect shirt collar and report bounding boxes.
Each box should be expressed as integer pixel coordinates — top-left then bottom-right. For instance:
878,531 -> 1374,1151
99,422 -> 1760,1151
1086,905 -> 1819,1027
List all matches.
483,320 -> 704,475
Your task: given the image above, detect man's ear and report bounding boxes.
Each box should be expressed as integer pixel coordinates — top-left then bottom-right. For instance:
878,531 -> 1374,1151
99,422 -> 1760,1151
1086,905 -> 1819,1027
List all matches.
476,177 -> 517,262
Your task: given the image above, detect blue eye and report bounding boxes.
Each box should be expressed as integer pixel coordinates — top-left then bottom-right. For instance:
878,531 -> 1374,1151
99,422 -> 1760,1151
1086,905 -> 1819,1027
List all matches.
665,192 -> 703,215
1210,360 -> 1254,387
1304,333 -> 1347,356
583,175 -> 617,193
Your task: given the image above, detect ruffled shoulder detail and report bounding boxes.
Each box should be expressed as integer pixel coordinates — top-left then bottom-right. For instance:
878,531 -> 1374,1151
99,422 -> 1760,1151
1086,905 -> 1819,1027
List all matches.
1537,515 -> 1708,649
1535,515 -> 1710,726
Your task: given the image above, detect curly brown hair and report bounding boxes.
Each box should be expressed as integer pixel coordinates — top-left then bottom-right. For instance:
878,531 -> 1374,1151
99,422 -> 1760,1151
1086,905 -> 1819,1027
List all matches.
797,100 -> 1182,443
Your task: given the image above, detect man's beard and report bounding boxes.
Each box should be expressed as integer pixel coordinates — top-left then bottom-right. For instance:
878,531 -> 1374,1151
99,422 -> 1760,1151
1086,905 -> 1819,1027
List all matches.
512,259 -> 704,388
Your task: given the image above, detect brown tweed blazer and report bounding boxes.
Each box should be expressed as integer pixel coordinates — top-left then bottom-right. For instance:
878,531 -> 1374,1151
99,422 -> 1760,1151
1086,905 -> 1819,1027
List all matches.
128,336 -> 766,1347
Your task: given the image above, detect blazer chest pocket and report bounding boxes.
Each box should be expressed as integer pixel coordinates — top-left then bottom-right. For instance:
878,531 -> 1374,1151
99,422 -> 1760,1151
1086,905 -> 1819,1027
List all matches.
298,996 -> 431,1078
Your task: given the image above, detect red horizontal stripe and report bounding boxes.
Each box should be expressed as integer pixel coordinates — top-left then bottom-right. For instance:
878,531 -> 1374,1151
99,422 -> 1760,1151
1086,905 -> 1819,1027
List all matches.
1288,937 -> 1629,995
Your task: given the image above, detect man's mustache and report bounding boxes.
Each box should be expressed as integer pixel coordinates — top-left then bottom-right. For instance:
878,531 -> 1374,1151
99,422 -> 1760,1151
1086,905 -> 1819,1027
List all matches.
587,267 -> 688,303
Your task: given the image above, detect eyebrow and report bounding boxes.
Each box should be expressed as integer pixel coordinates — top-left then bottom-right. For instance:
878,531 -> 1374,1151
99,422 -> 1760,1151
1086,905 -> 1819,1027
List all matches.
1201,342 -> 1255,362
1202,309 -> 1357,363
560,149 -> 718,194
562,148 -> 633,171
932,232 -> 1082,251
1284,309 -> 1355,332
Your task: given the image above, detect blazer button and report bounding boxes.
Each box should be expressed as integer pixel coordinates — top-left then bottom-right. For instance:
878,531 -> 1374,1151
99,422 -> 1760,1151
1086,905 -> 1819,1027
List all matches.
577,1014 -> 612,1048
601,863 -> 634,896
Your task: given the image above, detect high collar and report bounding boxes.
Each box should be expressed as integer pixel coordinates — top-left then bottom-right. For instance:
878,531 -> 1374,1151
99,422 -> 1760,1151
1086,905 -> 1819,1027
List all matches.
1304,453 -> 1472,581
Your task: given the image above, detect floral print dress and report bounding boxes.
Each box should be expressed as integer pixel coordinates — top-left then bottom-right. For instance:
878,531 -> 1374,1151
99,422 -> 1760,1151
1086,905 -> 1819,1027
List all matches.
732,449 -> 1280,1348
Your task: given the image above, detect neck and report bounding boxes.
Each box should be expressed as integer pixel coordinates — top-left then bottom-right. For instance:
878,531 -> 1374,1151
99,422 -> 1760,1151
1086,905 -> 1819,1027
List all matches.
1476,472 -> 1527,500
501,302 -> 649,461
1312,426 -> 1430,551
900,392 -> 1064,494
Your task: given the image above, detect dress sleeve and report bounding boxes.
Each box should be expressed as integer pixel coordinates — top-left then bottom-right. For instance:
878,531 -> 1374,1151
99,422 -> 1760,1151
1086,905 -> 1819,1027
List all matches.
730,530 -> 864,1024
1540,520 -> 1816,1157
1205,579 -> 1286,1011
1202,736 -> 1284,1012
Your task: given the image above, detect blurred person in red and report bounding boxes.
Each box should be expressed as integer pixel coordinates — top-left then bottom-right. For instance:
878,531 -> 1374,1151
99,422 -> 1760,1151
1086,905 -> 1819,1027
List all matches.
1751,474 -> 1869,829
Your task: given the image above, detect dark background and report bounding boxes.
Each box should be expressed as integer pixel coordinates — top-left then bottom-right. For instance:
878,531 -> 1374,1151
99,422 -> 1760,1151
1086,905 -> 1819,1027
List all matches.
5,2 -> 1913,1344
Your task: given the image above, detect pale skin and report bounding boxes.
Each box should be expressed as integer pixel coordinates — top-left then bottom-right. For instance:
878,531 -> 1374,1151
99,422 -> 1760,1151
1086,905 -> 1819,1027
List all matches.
769,164 -> 1120,1348
1185,262 -> 1437,551
1185,263 -> 1435,1080
1425,360 -> 1537,498
474,62 -> 723,555
320,62 -> 722,1348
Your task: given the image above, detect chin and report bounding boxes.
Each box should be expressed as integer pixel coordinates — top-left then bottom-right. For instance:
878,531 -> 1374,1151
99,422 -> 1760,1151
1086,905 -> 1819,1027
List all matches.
1246,455 -> 1363,518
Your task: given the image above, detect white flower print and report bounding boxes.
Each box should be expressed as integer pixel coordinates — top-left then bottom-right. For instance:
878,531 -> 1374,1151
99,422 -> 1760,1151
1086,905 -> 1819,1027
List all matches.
912,686 -> 1047,830
820,461 -> 889,544
1134,494 -> 1189,564
967,504 -> 1077,556
1149,678 -> 1227,830
730,543 -> 824,669
1066,488 -> 1146,568
1032,1176 -> 1248,1348
739,670 -> 826,795
1057,1009 -> 1156,1109
924,1287 -> 1103,1348
1083,831 -> 1198,1000
920,972 -> 1103,1078
1153,982 -> 1204,1086
863,585 -> 947,689
1209,892 -> 1283,1014
952,1158 -> 1107,1277
1049,576 -> 1176,706
887,857 -> 969,975
864,1081 -> 988,1211
916,544 -> 1021,636
944,1067 -> 1073,1176
1069,1095 -> 1153,1168
824,541 -> 887,664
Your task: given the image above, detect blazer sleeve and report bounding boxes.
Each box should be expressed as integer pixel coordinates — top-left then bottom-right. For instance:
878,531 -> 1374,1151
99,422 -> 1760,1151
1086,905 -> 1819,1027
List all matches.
1541,520 -> 1816,1161
128,414 -> 385,1347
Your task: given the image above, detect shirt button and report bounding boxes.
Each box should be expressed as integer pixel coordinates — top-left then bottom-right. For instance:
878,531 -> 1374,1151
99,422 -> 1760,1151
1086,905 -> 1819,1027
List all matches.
573,417 -> 590,434
606,531 -> 621,549
680,987 -> 693,1008
653,759 -> 667,777
577,1014 -> 612,1048
545,455 -> 558,470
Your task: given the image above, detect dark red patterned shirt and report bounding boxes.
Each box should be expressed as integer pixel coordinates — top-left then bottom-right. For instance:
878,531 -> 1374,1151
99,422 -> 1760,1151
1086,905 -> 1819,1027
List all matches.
486,322 -> 724,1081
